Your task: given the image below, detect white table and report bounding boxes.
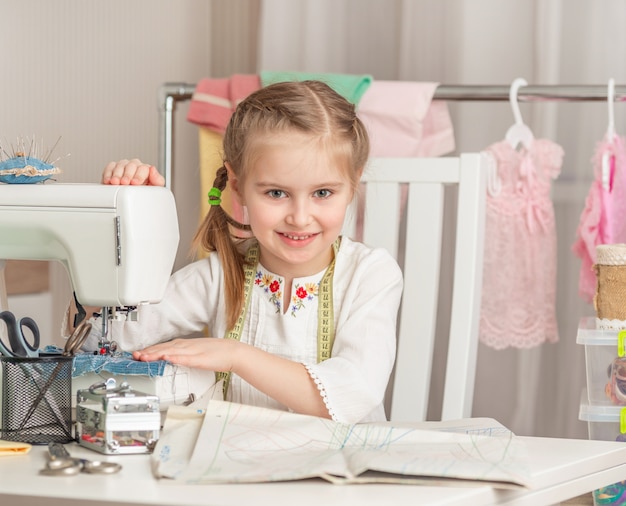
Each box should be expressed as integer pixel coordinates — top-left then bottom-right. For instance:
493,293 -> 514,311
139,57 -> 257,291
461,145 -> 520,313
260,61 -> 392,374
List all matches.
0,436 -> 625,506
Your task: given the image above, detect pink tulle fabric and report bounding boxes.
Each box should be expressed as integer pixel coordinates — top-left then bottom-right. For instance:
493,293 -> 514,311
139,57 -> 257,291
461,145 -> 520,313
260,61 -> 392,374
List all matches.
572,135 -> 626,303
479,139 -> 563,349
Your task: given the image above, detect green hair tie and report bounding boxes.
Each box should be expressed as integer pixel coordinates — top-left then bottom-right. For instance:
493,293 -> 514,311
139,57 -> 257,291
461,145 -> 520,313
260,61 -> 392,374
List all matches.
207,187 -> 222,206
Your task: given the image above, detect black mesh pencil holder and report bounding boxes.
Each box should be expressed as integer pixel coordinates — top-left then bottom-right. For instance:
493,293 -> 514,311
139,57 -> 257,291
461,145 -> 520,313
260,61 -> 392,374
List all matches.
1,356 -> 73,444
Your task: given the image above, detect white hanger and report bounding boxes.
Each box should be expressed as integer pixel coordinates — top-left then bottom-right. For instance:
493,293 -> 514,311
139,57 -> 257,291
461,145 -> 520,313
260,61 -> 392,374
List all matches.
505,78 -> 534,150
602,78 -> 617,191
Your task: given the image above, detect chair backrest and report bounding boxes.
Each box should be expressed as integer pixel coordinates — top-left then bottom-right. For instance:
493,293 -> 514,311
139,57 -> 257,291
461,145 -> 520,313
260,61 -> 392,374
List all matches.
344,154 -> 487,421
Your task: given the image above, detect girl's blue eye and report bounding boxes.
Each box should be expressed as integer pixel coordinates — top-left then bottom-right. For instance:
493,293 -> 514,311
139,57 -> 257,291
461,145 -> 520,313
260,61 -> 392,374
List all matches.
315,189 -> 332,198
268,189 -> 285,198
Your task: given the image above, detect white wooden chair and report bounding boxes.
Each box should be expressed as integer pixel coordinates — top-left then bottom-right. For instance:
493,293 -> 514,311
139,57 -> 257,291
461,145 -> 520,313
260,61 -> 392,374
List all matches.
344,154 -> 487,421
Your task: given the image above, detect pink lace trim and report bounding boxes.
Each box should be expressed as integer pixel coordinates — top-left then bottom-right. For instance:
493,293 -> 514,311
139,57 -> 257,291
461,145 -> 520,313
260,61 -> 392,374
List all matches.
304,364 -> 337,421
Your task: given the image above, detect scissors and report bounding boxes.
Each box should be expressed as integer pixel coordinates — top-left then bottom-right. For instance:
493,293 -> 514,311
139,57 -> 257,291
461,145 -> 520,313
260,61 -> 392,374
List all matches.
63,320 -> 92,356
0,310 -> 40,358
15,320 -> 94,431
40,443 -> 122,476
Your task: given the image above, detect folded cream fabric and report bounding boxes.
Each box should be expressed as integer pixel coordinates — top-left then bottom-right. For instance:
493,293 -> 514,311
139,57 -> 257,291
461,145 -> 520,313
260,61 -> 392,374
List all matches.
0,439 -> 31,456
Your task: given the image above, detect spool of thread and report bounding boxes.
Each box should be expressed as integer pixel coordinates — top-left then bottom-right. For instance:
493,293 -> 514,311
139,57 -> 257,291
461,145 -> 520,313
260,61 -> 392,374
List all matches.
595,244 -> 626,329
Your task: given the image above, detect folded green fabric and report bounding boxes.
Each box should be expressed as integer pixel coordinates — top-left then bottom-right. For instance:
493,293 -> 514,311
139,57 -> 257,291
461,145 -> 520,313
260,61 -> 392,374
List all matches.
260,71 -> 372,104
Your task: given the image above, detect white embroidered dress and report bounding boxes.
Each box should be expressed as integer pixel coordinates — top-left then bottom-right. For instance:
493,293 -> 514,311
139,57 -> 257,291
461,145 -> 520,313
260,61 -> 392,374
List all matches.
95,237 -> 403,424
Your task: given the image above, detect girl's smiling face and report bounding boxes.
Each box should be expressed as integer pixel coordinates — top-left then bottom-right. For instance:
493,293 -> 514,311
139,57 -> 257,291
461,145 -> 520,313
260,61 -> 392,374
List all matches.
230,131 -> 357,279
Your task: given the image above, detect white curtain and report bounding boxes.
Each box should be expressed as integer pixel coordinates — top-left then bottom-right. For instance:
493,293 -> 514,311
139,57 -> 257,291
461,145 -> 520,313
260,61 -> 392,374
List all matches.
257,0 -> 626,439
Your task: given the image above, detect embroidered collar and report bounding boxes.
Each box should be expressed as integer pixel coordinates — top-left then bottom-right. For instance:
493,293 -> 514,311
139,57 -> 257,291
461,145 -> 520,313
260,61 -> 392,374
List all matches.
254,266 -> 324,317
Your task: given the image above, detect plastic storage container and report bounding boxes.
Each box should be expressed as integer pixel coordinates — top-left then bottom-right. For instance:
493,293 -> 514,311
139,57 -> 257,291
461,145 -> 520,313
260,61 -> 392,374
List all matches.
579,393 -> 626,505
577,317 -> 626,406
579,395 -> 626,442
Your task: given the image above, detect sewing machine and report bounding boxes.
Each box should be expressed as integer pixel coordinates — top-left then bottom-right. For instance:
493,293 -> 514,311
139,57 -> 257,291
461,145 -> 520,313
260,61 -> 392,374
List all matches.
2,180 -> 180,369
0,183 -> 179,314
0,181 -> 179,346
0,183 -> 213,409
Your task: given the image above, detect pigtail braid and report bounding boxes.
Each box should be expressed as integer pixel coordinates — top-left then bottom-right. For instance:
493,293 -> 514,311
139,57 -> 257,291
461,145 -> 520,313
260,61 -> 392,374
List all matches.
192,165 -> 251,329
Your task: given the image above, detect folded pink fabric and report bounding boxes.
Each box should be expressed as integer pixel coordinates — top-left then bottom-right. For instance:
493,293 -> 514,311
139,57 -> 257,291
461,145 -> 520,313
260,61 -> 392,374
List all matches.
357,81 -> 455,157
187,75 -> 261,133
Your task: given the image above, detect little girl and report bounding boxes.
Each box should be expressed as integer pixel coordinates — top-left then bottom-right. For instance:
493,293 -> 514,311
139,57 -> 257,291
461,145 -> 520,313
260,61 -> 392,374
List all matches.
98,81 -> 403,424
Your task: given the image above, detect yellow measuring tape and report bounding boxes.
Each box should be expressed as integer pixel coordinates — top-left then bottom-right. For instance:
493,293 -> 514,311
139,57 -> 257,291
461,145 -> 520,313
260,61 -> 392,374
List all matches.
216,239 -> 340,399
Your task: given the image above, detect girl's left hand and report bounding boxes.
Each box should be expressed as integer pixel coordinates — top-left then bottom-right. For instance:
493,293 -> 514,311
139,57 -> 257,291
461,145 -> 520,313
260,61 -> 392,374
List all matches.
132,337 -> 238,371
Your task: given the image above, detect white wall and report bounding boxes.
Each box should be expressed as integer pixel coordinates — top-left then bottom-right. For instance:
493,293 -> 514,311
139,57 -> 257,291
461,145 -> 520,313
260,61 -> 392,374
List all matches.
0,1 -> 212,342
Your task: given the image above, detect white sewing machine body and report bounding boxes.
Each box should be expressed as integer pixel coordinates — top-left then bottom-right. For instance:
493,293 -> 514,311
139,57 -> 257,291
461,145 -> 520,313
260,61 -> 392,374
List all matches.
0,183 -> 179,307
0,183 -> 213,412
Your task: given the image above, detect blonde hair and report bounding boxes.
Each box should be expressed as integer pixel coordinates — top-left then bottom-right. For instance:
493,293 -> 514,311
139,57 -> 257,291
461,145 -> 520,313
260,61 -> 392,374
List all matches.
193,80 -> 370,328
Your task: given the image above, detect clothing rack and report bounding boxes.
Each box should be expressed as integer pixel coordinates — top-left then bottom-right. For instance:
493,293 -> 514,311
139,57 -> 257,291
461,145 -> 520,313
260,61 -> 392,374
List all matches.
158,82 -> 626,188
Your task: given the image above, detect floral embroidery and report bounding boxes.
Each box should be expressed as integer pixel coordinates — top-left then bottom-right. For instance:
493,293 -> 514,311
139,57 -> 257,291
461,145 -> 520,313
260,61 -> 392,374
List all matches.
290,282 -> 318,317
254,269 -> 320,316
255,270 -> 282,312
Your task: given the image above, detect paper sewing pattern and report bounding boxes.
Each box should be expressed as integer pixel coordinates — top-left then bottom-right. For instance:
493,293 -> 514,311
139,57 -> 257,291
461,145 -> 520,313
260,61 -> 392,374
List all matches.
152,399 -> 531,488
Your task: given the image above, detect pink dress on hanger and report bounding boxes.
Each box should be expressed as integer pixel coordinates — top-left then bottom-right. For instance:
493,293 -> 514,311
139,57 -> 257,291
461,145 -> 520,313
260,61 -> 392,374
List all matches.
572,135 -> 626,304
479,139 -> 564,349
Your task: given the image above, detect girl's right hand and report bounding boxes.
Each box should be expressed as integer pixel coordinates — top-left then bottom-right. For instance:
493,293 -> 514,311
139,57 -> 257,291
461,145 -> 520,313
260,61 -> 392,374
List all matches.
102,159 -> 165,186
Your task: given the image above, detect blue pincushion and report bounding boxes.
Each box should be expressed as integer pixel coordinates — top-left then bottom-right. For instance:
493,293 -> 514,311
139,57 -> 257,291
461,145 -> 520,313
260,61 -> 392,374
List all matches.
0,155 -> 61,184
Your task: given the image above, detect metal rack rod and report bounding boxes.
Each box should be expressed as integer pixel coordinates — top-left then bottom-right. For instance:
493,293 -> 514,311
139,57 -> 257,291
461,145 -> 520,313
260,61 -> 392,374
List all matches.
158,83 -> 626,187
158,83 -> 195,189
433,84 -> 626,102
